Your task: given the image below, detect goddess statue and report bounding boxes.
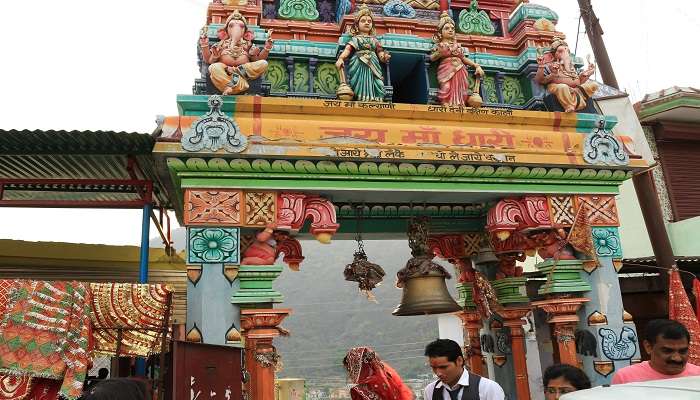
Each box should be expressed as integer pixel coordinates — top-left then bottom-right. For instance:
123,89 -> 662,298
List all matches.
535,37 -> 598,112
431,12 -> 485,107
199,10 -> 273,95
335,5 -> 391,102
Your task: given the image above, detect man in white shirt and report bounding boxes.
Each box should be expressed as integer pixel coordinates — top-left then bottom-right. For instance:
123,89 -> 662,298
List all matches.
423,339 -> 505,400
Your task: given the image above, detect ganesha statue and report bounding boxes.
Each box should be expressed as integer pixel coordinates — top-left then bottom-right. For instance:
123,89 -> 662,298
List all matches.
199,10 -> 273,95
534,37 -> 598,112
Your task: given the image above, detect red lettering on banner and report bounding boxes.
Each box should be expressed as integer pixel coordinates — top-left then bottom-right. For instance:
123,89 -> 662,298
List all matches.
319,126 -> 387,143
401,126 -> 442,144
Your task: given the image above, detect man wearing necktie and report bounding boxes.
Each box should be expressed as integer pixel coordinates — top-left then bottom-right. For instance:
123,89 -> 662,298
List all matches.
423,339 -> 505,400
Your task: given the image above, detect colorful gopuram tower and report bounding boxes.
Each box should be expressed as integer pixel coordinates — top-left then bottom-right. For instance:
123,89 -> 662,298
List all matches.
152,0 -> 650,398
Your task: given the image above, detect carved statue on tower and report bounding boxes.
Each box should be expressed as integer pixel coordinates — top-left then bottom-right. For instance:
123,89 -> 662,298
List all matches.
431,12 -> 485,107
535,37 -> 598,112
335,5 -> 391,102
199,10 -> 273,95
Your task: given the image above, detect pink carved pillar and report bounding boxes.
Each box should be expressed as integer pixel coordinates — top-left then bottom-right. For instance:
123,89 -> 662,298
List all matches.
532,298 -> 590,366
240,309 -> 291,400
500,307 -> 531,400
455,310 -> 484,375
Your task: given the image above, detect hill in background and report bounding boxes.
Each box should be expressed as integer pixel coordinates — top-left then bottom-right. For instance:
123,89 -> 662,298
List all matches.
157,230 -> 457,382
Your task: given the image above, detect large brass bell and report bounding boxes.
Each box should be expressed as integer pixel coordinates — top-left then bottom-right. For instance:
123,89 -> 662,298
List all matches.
392,271 -> 461,316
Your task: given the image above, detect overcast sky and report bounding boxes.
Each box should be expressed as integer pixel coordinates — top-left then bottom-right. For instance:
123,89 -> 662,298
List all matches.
0,0 -> 698,246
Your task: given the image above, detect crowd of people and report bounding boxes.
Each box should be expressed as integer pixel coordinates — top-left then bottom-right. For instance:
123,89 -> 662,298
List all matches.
341,318 -> 700,400
79,318 -> 697,400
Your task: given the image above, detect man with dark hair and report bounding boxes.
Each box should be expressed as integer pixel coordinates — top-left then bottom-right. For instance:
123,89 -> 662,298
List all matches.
612,319 -> 700,384
423,338 -> 504,400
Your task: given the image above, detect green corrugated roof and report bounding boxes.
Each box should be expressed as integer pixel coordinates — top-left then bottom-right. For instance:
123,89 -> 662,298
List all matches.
0,129 -> 154,155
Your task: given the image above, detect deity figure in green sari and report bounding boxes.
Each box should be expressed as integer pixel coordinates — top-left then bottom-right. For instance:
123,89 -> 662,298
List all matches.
335,5 -> 391,102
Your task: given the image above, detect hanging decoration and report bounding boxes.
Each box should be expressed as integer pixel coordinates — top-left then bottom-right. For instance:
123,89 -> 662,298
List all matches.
669,267 -> 700,365
344,205 -> 386,302
393,217 -> 461,316
90,283 -> 173,357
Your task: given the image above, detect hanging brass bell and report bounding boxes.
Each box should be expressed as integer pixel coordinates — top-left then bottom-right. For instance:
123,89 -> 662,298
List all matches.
392,271 -> 461,316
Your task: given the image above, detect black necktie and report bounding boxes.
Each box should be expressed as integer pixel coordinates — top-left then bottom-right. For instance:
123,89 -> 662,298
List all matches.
446,386 -> 461,400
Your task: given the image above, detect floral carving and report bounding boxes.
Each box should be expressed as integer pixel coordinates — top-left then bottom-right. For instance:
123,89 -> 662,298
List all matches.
314,63 -> 340,95
583,120 -> 629,166
293,62 -> 311,92
181,95 -> 247,153
188,227 -> 240,264
502,76 -> 525,106
548,196 -> 575,226
592,227 -> 622,258
486,197 -> 552,241
184,189 -> 242,225
576,195 -> 619,226
383,0 -> 416,18
276,193 -> 339,243
457,0 -> 495,35
245,191 -> 276,226
266,60 -> 289,93
276,235 -> 305,271
255,350 -> 282,369
277,0 -> 319,21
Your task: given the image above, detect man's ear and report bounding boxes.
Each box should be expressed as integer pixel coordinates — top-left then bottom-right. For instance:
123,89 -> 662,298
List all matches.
643,340 -> 653,354
456,356 -> 464,368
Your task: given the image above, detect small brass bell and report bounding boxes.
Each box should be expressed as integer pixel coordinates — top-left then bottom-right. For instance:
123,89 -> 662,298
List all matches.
392,270 -> 461,316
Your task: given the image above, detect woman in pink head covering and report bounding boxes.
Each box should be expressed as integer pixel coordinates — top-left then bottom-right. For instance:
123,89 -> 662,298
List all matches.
343,347 -> 415,400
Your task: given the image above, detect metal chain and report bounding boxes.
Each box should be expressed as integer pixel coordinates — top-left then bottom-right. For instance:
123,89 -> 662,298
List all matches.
354,204 -> 365,254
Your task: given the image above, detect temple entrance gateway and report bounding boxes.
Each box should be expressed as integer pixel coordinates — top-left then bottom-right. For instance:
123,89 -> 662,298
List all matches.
154,96 -> 645,400
151,1 -> 651,398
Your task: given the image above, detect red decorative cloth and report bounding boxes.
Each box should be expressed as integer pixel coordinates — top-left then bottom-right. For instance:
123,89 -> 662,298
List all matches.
344,347 -> 414,400
90,283 -> 172,357
26,378 -> 60,400
668,268 -> 700,365
693,278 -> 700,322
0,374 -> 32,400
0,280 -> 92,400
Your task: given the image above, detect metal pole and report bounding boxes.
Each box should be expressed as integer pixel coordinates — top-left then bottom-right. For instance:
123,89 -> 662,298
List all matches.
139,203 -> 152,283
576,0 -> 676,293
136,203 -> 152,376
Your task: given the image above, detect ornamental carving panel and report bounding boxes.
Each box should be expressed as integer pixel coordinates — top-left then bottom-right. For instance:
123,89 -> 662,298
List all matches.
547,196 -> 575,226
523,196 -> 552,228
592,227 -> 622,258
576,195 -> 619,226
276,193 -> 339,241
245,192 -> 276,226
187,227 -> 240,264
184,189 -> 242,226
486,197 -> 552,236
276,193 -> 307,230
463,233 -> 482,256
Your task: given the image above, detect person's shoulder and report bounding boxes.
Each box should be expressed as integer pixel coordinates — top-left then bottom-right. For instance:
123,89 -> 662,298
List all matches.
611,362 -> 645,384
477,375 -> 500,387
423,379 -> 440,399
476,375 -> 505,399
684,362 -> 700,374
424,379 -> 440,391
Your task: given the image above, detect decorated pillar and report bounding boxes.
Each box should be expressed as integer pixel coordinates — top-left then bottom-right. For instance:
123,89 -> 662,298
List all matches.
185,224 -> 243,345
430,233 -> 485,374
500,307 -> 532,400
531,298 -> 590,366
565,194 -> 640,385
455,309 -> 485,375
241,309 -> 291,400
